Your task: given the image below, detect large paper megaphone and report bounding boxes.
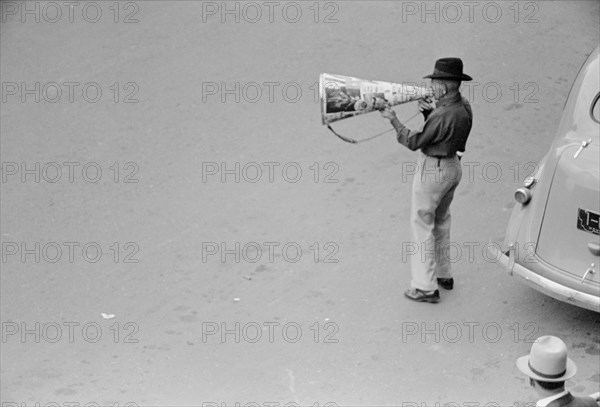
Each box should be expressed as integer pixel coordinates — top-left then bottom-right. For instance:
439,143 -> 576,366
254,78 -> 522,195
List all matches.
320,73 -> 433,125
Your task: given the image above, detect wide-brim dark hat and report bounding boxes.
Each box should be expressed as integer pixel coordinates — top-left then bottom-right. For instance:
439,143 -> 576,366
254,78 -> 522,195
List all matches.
424,57 -> 472,81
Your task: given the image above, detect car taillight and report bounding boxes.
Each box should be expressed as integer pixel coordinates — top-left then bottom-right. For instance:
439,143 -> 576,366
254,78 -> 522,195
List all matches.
515,188 -> 532,205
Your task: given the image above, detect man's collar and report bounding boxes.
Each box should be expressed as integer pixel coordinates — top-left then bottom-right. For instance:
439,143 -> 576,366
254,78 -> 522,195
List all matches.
536,390 -> 570,407
436,91 -> 461,106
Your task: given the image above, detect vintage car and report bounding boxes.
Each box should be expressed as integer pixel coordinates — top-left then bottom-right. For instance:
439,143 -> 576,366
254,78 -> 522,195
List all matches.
490,46 -> 600,312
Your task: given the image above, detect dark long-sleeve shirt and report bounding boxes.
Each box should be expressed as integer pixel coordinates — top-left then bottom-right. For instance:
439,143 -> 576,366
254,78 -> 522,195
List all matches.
391,91 -> 473,157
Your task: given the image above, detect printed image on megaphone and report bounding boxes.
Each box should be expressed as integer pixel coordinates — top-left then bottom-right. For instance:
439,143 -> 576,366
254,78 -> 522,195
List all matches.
325,88 -> 367,113
364,93 -> 390,111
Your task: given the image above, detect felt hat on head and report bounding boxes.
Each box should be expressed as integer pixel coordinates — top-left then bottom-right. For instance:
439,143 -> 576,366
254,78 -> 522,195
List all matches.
424,57 -> 472,81
516,335 -> 577,382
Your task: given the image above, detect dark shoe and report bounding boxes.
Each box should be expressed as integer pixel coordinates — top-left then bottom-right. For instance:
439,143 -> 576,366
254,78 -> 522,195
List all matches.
404,288 -> 440,303
437,278 -> 454,290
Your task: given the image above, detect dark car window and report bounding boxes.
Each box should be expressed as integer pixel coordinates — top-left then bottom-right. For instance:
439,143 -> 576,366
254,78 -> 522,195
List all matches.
592,92 -> 600,123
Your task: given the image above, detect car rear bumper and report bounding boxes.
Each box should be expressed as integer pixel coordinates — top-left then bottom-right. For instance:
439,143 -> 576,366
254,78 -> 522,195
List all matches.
488,245 -> 600,313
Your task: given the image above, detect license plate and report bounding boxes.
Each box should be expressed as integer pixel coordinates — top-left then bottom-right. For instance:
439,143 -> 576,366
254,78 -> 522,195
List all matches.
577,208 -> 600,235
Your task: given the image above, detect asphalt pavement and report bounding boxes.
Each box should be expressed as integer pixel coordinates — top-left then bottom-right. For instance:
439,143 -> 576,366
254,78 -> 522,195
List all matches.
1,1 -> 599,405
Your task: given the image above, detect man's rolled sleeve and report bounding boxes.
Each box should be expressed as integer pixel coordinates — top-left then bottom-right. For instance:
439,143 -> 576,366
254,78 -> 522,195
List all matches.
392,113 -> 444,151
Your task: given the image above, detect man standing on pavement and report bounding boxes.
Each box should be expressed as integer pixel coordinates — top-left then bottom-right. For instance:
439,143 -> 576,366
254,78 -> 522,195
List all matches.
517,335 -> 600,406
380,58 -> 473,303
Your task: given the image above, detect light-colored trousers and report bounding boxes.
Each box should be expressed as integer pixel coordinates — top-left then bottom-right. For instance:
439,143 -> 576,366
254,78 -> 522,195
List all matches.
410,152 -> 462,291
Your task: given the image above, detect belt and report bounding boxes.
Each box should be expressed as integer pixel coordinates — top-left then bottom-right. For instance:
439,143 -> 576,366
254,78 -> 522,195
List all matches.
426,154 -> 455,159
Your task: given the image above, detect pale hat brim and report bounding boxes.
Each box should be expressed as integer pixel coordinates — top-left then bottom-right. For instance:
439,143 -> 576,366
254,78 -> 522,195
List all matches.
516,355 -> 577,382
